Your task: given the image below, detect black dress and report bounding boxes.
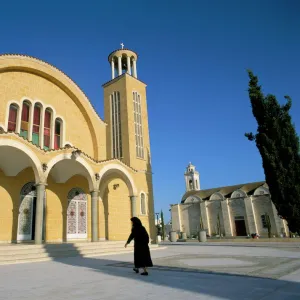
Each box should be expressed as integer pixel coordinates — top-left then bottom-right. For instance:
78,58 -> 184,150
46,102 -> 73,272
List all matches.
127,225 -> 153,268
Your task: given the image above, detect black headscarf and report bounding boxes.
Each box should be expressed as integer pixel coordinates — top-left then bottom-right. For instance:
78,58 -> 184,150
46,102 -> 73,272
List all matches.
131,217 -> 142,227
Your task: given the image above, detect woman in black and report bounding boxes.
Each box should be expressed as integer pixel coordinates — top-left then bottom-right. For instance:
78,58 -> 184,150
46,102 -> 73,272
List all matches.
125,217 -> 153,276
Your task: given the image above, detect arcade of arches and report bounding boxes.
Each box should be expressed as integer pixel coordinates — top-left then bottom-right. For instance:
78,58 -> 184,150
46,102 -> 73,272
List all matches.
0,138 -> 153,244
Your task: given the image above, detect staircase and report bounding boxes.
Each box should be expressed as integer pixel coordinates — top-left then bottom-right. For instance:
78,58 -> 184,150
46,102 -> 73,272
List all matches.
0,241 -> 160,265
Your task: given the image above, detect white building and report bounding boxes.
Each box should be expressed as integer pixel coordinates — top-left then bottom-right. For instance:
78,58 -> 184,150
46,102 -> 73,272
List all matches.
170,163 -> 289,238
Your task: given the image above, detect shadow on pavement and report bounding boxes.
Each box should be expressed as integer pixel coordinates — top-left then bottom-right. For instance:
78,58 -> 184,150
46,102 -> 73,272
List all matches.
43,243 -> 300,300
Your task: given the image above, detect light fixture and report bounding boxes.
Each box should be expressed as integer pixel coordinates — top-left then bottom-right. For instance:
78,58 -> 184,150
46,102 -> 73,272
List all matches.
113,183 -> 119,190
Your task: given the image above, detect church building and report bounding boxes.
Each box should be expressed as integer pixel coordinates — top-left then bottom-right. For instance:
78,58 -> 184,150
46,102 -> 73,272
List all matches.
171,163 -> 289,238
0,47 -> 155,244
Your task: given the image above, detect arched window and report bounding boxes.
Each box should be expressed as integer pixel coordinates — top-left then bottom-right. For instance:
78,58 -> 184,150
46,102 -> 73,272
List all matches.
141,193 -> 146,215
8,104 -> 18,132
20,101 -> 30,139
44,109 -> 51,150
54,118 -> 62,149
32,104 -> 41,145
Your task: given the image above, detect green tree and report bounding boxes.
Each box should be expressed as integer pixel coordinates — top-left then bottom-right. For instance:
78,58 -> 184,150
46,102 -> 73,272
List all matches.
160,210 -> 165,240
245,70 -> 300,233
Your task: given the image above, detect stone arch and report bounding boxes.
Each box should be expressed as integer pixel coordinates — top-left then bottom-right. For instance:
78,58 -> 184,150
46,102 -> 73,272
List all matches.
0,54 -> 103,159
185,195 -> 202,203
209,192 -> 225,201
98,163 -> 137,197
0,139 -> 43,182
231,189 -> 247,199
254,186 -> 270,196
45,153 -> 96,191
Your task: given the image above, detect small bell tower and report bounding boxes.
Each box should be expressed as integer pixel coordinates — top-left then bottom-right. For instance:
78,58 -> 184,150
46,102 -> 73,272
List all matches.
184,162 -> 200,192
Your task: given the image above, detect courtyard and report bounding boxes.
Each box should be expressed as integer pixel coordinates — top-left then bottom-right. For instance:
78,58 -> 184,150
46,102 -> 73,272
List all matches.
1,242 -> 300,299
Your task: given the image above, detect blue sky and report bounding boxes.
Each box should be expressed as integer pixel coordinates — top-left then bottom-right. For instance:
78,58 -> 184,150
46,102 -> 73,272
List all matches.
1,0 -> 300,221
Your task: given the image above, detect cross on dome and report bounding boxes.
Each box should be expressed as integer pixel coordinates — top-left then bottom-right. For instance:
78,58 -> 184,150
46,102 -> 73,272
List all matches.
121,43 -> 124,49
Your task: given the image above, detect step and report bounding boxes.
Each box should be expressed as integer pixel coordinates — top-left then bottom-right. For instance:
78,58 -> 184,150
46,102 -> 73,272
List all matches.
0,243 -> 160,265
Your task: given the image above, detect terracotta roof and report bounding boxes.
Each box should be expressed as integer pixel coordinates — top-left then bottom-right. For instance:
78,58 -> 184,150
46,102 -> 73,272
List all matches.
181,181 -> 266,203
0,53 -> 106,125
0,131 -> 138,173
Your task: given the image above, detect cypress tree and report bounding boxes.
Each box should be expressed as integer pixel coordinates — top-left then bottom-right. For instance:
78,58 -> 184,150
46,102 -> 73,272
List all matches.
245,70 -> 300,234
160,210 -> 165,240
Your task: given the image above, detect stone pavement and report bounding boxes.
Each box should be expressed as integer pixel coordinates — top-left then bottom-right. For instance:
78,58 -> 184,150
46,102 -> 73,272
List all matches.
1,242 -> 300,299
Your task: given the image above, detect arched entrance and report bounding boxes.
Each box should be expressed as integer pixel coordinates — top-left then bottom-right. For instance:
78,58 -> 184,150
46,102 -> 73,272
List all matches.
67,188 -> 87,240
17,182 -> 46,241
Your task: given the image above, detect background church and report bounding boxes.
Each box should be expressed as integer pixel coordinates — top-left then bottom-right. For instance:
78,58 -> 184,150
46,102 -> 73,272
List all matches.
171,163 -> 289,238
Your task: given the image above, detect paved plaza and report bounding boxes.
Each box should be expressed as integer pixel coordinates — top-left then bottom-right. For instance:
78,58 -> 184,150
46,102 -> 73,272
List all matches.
1,242 -> 300,299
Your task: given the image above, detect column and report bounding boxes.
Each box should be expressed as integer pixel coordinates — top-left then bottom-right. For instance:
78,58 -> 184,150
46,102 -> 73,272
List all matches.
111,59 -> 115,79
127,56 -> 131,75
200,201 -> 210,235
244,197 -> 257,234
91,190 -> 99,242
130,196 -> 137,217
118,56 -> 122,76
133,59 -> 137,78
34,183 -> 46,245
221,199 -> 233,237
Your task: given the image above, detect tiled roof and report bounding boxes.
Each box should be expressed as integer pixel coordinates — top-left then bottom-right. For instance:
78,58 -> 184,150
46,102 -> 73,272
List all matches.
0,130 -> 138,173
181,181 -> 266,203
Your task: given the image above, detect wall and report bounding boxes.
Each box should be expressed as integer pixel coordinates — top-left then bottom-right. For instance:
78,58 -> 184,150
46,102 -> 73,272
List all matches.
0,168 -> 35,242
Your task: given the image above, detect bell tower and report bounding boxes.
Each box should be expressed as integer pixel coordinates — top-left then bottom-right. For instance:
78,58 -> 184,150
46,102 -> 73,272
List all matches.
184,162 -> 200,192
103,44 -> 151,170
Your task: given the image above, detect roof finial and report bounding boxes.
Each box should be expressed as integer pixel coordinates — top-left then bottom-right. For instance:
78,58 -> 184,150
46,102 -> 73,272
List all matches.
121,42 -> 124,49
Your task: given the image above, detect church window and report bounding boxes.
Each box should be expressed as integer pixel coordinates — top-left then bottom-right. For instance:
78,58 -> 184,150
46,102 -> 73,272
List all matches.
141,193 -> 146,215
44,109 -> 51,150
111,91 -> 122,158
20,101 -> 30,139
8,104 -> 18,132
261,215 -> 268,228
32,104 -> 41,146
259,190 -> 264,195
133,92 -> 144,159
54,118 -> 62,149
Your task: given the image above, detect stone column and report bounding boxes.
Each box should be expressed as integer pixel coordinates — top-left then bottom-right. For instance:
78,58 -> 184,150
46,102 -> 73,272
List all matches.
127,56 -> 131,75
91,190 -> 99,242
221,199 -> 233,237
34,183 -> 46,244
111,59 -> 115,79
133,59 -> 137,78
200,201 -> 209,235
130,196 -> 137,217
244,197 -> 257,234
118,56 -> 122,76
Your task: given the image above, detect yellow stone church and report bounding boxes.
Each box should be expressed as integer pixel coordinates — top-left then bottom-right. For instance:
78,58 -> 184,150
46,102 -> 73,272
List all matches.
0,47 -> 155,244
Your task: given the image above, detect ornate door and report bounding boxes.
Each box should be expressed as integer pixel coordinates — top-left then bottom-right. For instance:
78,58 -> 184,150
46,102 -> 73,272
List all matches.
17,182 -> 36,241
67,188 -> 87,239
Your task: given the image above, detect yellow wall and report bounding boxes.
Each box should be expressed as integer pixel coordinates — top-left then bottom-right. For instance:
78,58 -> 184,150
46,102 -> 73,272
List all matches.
0,168 -> 35,242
